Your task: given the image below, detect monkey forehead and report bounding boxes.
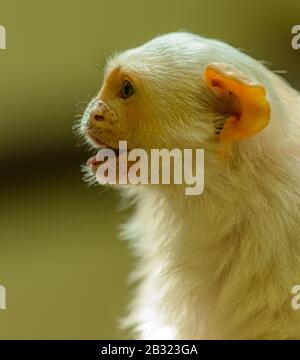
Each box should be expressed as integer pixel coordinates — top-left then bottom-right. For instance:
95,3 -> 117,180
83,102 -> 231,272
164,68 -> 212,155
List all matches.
107,33 -> 210,72
105,32 -> 251,86
104,37 -> 209,88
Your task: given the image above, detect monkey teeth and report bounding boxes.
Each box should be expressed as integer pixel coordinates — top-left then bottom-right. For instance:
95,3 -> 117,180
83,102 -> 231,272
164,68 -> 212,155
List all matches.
87,156 -> 101,173
87,132 -> 127,163
87,145 -> 127,174
87,155 -> 100,167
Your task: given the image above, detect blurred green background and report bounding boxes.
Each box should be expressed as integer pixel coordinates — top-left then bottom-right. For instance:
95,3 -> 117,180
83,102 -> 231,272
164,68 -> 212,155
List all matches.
0,0 -> 299,339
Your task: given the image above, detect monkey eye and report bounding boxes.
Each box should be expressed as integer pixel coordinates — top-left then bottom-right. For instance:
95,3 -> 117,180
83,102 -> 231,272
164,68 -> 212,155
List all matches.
120,80 -> 134,99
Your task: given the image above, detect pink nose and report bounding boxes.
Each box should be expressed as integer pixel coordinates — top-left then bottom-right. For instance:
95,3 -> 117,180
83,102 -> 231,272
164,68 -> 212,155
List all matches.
89,101 -> 106,122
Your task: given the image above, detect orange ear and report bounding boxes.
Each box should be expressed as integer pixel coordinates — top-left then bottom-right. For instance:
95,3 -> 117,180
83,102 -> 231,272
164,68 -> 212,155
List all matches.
205,63 -> 270,144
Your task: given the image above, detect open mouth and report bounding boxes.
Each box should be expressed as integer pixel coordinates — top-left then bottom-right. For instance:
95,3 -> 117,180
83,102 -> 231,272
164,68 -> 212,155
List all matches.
87,133 -> 124,173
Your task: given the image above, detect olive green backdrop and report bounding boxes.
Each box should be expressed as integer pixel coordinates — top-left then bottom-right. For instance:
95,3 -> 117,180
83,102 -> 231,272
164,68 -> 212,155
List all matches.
0,0 -> 299,339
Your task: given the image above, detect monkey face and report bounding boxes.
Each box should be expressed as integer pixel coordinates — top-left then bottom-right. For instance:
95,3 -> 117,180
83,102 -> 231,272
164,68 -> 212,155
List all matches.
82,62 -> 198,176
82,63 -> 212,166
81,64 -> 160,175
85,67 -> 152,151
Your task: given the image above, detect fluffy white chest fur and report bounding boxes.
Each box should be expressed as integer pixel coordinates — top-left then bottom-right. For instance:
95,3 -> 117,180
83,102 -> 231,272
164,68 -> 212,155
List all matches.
80,32 -> 300,339
123,167 -> 300,339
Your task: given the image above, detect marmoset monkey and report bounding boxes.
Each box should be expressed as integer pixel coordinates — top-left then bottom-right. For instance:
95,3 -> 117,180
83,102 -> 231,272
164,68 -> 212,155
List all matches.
79,32 -> 300,339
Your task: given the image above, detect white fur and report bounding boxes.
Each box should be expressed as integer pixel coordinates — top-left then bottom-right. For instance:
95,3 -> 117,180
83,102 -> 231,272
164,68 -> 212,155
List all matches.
84,32 -> 300,339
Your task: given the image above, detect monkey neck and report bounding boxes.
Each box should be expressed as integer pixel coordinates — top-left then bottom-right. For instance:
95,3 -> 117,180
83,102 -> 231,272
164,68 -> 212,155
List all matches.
125,141 -> 300,338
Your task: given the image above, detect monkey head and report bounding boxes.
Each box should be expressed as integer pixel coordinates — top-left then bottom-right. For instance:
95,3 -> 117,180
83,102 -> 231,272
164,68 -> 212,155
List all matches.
79,32 -> 271,180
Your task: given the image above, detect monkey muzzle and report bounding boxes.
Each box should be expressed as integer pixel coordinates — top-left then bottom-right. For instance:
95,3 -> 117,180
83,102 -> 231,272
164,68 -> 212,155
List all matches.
85,101 -> 122,173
